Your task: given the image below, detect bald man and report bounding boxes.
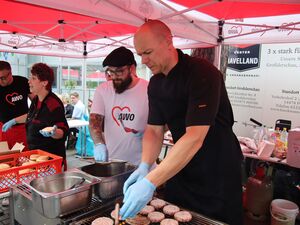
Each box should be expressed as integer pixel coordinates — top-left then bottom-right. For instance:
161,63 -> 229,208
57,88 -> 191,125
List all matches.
120,20 -> 243,225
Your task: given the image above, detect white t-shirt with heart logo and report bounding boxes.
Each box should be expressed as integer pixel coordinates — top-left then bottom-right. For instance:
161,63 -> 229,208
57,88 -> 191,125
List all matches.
91,78 -> 148,165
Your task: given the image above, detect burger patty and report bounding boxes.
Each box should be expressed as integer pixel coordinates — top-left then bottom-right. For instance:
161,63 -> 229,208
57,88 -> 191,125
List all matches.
91,217 -> 113,225
150,199 -> 166,209
174,211 -> 192,222
147,211 -> 165,223
163,205 -> 180,216
160,218 -> 179,225
139,205 -> 155,216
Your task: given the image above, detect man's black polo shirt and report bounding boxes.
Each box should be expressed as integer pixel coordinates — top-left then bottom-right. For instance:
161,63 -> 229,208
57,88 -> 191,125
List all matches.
147,49 -> 243,224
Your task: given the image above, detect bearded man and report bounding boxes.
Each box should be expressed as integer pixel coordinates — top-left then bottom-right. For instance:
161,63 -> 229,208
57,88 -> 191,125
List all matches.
89,47 -> 149,165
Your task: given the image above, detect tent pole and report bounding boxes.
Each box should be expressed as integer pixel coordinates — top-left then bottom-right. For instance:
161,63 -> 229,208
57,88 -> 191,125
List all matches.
214,45 -> 221,70
82,58 -> 87,108
56,59 -> 61,94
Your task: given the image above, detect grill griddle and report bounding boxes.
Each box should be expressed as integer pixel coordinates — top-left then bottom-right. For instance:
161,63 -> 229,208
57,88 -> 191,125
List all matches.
70,199 -> 227,225
13,185 -> 227,225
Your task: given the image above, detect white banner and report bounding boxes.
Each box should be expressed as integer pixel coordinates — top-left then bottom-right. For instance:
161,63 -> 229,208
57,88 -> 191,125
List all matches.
226,43 -> 300,137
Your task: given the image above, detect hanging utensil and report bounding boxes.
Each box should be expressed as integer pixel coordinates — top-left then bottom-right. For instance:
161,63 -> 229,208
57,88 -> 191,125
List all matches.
250,118 -> 263,127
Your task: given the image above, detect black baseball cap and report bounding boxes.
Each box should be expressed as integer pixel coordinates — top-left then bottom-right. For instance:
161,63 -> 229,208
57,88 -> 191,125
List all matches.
103,47 -> 137,67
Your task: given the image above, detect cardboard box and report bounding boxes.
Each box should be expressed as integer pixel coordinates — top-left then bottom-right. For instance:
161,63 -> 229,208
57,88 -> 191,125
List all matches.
0,141 -> 24,156
287,129 -> 300,168
257,140 -> 275,158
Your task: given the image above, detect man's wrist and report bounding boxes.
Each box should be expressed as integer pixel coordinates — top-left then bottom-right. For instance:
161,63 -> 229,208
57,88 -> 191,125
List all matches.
140,162 -> 151,170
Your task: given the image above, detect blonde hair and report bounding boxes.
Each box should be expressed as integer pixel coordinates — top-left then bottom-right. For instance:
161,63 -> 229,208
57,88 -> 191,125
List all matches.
61,93 -> 71,104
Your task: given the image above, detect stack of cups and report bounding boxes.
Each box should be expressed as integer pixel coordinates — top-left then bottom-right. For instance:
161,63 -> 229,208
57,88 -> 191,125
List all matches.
270,199 -> 299,225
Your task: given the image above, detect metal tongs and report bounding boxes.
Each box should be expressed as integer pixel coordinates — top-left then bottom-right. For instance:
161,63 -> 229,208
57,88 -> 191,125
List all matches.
68,177 -> 85,190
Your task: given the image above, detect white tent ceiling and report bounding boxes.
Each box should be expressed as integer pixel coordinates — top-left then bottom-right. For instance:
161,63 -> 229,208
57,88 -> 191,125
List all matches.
0,0 -> 299,58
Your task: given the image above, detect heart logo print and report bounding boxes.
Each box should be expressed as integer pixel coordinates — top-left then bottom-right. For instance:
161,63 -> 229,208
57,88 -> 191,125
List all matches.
5,92 -> 19,105
112,106 -> 130,126
229,25 -> 243,35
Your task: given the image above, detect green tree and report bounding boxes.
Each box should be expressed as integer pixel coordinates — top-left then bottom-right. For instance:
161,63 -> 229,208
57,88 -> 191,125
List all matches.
64,80 -> 76,93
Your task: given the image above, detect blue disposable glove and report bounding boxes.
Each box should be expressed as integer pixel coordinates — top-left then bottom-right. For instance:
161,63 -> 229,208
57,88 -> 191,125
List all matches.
94,143 -> 108,162
2,119 -> 16,132
123,162 -> 150,194
120,177 -> 156,220
39,125 -> 57,137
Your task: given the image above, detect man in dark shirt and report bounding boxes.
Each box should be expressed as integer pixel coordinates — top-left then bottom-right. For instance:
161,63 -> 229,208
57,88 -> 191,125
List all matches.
120,20 -> 243,225
0,61 -> 33,149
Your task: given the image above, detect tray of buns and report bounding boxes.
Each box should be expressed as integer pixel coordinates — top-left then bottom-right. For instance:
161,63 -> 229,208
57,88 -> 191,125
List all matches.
0,149 -> 62,193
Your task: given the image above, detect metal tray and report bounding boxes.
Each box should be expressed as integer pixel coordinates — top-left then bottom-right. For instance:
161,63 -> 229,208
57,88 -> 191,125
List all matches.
81,161 -> 136,199
23,169 -> 101,218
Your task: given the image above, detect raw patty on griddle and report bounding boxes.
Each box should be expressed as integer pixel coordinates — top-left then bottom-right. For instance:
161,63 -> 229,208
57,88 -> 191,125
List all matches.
162,205 -> 180,216
91,217 -> 113,225
147,211 -> 165,222
150,198 -> 166,209
174,210 -> 193,222
139,205 -> 155,215
160,218 -> 179,225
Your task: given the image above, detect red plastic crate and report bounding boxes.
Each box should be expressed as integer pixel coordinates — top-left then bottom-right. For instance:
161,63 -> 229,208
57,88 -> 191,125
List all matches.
0,149 -> 63,193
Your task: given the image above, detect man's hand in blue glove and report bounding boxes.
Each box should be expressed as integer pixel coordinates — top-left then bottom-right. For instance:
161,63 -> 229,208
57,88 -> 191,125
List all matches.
123,162 -> 150,194
2,119 -> 16,132
120,177 -> 156,220
39,125 -> 57,137
94,143 -> 108,162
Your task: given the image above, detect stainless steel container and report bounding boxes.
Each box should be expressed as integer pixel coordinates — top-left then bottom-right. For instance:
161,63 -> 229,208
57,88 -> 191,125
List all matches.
81,161 -> 136,199
23,169 -> 101,218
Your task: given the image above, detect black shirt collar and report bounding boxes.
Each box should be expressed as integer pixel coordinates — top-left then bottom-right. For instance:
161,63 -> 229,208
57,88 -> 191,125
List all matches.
166,49 -> 185,78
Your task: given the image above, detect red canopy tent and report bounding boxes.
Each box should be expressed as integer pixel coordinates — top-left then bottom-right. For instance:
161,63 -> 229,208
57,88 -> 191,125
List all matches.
172,1 -> 300,19
0,0 -> 299,58
0,0 -> 138,58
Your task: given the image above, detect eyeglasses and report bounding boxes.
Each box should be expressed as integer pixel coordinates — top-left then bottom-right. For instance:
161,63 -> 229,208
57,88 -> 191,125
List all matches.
105,65 -> 130,78
0,72 -> 11,81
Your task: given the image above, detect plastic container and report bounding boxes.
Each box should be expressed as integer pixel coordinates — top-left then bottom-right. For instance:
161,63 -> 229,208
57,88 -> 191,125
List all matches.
281,128 -> 288,149
270,199 -> 299,225
245,165 -> 273,221
275,127 -> 281,139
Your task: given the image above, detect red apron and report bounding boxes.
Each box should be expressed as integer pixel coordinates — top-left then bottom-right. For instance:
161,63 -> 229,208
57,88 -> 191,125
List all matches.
0,123 -> 28,151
